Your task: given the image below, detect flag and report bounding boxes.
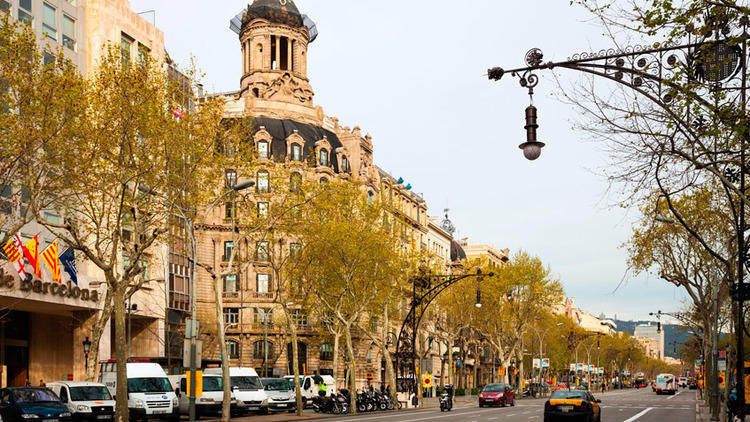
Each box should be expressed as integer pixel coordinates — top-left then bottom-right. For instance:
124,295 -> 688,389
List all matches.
3,236 -> 26,279
59,248 -> 77,285
41,240 -> 61,284
22,235 -> 41,277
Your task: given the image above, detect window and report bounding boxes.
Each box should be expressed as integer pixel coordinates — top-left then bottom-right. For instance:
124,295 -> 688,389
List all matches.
341,156 -> 349,173
291,144 -> 302,161
18,0 -> 32,24
253,307 -> 272,323
366,348 -> 372,363
43,52 -> 55,67
367,191 -> 375,204
223,241 -> 234,261
0,185 -> 11,214
223,308 -> 239,325
290,243 -> 300,260
256,274 -> 270,293
289,172 -> 302,192
1,1 -> 10,14
226,340 -> 239,359
256,241 -> 269,262
137,43 -> 150,67
257,202 -> 268,218
256,171 -> 269,193
253,340 -> 274,360
62,15 -> 75,50
319,149 -> 329,166
121,33 -> 134,64
225,202 -> 236,219
320,343 -> 333,361
257,141 -> 269,159
292,309 -> 308,327
223,274 -> 237,293
43,211 -> 60,225
43,3 -> 57,41
319,177 -> 328,185
65,0 -> 76,5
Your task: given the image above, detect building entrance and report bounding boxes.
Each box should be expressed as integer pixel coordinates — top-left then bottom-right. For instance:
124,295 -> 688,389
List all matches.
1,312 -> 29,387
287,342 -> 307,375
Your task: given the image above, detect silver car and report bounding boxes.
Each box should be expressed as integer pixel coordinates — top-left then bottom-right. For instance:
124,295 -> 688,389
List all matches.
260,379 -> 296,413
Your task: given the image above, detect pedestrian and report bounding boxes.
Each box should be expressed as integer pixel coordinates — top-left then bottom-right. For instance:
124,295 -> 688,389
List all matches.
39,379 -> 45,387
24,378 -> 30,387
601,382 -> 605,393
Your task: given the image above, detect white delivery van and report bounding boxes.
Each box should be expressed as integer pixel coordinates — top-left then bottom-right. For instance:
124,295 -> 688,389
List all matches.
98,361 -> 179,420
654,373 -> 676,395
283,375 -> 336,406
170,374 -> 236,416
204,367 -> 267,414
47,381 -> 116,422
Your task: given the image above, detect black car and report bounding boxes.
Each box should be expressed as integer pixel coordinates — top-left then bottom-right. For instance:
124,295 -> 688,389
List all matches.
0,388 -> 72,422
544,389 -> 601,422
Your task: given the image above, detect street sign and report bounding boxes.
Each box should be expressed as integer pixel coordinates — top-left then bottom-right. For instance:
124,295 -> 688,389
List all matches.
183,339 -> 202,368
718,351 -> 727,371
422,374 -> 432,389
533,358 -> 541,369
185,370 -> 203,398
185,319 -> 200,339
541,358 -> 550,368
570,363 -> 576,372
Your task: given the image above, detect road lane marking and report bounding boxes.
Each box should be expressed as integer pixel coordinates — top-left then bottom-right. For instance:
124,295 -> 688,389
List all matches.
623,407 -> 653,422
667,391 -> 681,400
329,408 -> 497,422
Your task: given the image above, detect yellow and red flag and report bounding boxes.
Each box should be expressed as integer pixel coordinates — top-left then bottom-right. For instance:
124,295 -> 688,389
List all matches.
22,235 -> 41,277
41,240 -> 61,284
3,235 -> 27,279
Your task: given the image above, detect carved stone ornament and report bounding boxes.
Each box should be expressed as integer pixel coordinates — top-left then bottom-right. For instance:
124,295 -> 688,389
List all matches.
256,72 -> 314,103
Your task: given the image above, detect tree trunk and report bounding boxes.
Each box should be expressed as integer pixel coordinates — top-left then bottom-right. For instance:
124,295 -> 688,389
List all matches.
333,331 -> 340,389
85,290 -> 114,381
344,326 -> 357,414
213,273 -> 230,422
287,312 -> 303,417
113,282 -> 128,422
447,338 -> 454,386
382,344 -> 397,408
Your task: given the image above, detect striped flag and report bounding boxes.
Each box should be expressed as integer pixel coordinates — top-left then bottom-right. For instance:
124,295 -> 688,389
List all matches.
2,236 -> 26,279
41,240 -> 61,284
22,235 -> 41,277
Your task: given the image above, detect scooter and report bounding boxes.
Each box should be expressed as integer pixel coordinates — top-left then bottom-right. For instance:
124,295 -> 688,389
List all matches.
440,384 -> 454,412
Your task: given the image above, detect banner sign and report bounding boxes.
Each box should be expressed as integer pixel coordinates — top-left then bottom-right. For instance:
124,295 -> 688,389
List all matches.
541,358 -> 550,368
533,358 -> 541,369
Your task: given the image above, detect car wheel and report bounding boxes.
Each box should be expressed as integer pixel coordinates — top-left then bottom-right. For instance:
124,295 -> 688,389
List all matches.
479,404 -> 484,408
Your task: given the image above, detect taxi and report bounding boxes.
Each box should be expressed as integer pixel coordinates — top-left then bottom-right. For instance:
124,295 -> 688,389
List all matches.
543,389 -> 601,422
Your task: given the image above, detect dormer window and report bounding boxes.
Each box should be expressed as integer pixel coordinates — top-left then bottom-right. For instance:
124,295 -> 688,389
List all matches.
341,156 -> 349,173
319,149 -> 329,167
291,144 -> 302,161
258,141 -> 269,159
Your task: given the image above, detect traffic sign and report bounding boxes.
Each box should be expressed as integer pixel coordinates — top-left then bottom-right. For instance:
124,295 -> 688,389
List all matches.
533,358 -> 541,369
422,374 -> 432,389
541,358 -> 550,368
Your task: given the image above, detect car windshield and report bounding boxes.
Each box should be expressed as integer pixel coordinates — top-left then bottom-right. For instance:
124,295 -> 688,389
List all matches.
262,379 -> 290,391
231,376 -> 263,391
127,378 -> 173,393
483,384 -> 505,392
70,386 -> 112,401
12,388 -> 60,403
203,377 -> 223,392
551,391 -> 586,400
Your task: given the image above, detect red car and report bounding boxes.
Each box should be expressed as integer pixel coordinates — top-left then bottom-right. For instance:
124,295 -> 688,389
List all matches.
479,383 -> 516,407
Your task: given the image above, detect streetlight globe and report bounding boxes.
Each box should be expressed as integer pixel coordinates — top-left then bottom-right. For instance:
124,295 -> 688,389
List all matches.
519,141 -> 545,161
475,302 -> 483,309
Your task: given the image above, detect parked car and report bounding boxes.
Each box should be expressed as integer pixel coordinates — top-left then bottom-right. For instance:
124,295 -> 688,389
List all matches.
47,382 -> 115,422
478,383 -> 515,407
282,375 -> 336,407
0,387 -> 72,422
688,377 -> 698,390
523,382 -> 551,397
204,368 -> 267,414
544,389 -> 601,422
168,374 -> 237,417
260,379 -> 296,413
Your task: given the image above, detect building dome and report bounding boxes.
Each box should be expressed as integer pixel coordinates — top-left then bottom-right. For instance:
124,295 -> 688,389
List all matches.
450,240 -> 467,262
243,0 -> 304,29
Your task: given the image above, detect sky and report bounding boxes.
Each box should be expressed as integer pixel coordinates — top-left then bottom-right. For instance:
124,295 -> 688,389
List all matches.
128,0 -> 688,322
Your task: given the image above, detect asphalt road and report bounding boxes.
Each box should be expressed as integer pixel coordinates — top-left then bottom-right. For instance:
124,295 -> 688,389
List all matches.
307,388 -> 695,422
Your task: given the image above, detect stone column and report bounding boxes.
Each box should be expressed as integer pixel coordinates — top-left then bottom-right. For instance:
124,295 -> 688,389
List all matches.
241,41 -> 246,74
288,38 -> 293,72
275,36 -> 281,70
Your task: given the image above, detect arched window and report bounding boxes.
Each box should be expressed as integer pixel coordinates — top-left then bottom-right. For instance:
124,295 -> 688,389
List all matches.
367,191 -> 375,204
319,177 -> 328,185
257,140 -> 269,159
320,343 -> 333,361
341,156 -> 349,173
256,170 -> 269,193
290,172 -> 302,192
319,149 -> 329,166
226,340 -> 240,359
366,347 -> 373,363
253,340 -> 274,360
291,144 -> 302,161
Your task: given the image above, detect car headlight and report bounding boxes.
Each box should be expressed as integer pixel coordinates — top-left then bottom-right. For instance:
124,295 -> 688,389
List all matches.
76,405 -> 91,412
20,415 -> 39,419
261,398 -> 268,405
134,399 -> 145,409
59,413 -> 71,418
172,397 -> 179,407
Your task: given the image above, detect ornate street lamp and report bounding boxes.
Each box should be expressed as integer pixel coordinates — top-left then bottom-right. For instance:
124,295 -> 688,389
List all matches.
82,337 -> 92,371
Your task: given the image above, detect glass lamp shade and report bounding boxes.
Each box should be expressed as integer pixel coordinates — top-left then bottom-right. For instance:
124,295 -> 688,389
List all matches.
519,141 -> 545,161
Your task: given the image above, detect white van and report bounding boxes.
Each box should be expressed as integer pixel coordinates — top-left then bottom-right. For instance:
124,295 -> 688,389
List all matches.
283,375 -> 336,406
654,373 -> 676,395
204,367 -> 267,413
98,361 -> 178,420
168,374 -> 236,416
47,381 -> 116,422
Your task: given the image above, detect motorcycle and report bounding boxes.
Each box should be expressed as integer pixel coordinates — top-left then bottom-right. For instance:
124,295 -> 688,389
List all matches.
440,384 -> 454,412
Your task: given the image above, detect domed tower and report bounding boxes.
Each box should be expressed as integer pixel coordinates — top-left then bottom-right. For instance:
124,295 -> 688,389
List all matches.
230,0 -> 318,107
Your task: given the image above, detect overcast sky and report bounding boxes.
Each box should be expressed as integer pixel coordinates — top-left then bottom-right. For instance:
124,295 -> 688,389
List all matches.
128,0 -> 687,322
